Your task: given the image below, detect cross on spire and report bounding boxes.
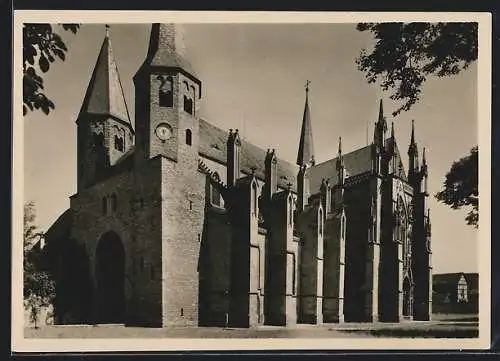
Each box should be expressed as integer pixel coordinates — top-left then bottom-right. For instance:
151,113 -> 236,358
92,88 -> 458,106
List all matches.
305,80 -> 311,92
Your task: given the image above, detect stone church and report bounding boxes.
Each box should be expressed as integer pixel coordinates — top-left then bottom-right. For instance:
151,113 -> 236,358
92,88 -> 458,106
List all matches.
43,23 -> 433,328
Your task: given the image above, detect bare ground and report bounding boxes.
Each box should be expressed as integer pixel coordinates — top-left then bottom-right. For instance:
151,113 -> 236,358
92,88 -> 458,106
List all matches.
24,313 -> 478,339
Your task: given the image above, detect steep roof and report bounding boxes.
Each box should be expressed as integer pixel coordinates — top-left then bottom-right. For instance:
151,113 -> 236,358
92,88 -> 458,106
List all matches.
199,119 -> 298,190
137,23 -> 199,87
308,137 -> 408,194
308,145 -> 373,193
79,26 -> 132,125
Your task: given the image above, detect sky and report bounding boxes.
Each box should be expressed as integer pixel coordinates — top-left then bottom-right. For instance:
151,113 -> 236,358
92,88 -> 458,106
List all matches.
23,23 -> 479,274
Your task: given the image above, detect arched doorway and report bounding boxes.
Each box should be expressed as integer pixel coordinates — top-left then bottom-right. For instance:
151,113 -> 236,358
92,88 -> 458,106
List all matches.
403,276 -> 413,318
95,231 -> 125,323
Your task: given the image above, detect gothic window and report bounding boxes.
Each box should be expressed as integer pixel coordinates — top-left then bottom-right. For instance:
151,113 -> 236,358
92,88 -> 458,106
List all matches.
288,196 -> 293,226
318,209 -> 323,236
114,131 -> 124,152
185,129 -> 192,146
252,182 -> 258,216
159,76 -> 173,107
257,196 -> 264,226
102,196 -> 107,215
342,214 -> 346,240
190,85 -> 196,114
211,183 -> 221,207
183,81 -> 193,115
111,193 -> 117,212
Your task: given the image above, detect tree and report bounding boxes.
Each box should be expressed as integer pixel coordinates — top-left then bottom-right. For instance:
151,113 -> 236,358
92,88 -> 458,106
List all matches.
356,22 -> 478,117
435,147 -> 478,228
23,201 -> 55,328
23,24 -> 79,116
356,22 -> 479,228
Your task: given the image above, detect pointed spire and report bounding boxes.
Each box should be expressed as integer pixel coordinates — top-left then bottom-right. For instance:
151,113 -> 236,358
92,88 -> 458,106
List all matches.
336,136 -> 344,168
422,147 -> 427,165
374,99 -> 387,148
79,24 -> 131,124
142,23 -> 197,78
296,81 -> 315,167
391,121 -> 395,139
378,98 -> 384,122
411,119 -> 416,144
408,119 -> 418,158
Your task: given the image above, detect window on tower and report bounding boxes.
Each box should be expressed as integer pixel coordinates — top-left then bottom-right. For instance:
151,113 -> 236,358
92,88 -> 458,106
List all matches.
185,129 -> 192,146
183,81 -> 193,114
159,76 -> 173,107
114,134 -> 124,152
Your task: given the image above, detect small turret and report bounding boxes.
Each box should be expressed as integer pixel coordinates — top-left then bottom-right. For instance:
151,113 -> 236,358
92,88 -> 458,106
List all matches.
227,128 -> 241,187
408,119 -> 420,184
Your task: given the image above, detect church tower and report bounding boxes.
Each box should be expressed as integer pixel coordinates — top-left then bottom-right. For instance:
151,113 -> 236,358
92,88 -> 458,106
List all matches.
133,23 -> 202,166
76,25 -> 134,190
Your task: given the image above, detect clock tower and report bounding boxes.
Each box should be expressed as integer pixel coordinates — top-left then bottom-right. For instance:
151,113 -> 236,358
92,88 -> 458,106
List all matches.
133,23 -> 202,167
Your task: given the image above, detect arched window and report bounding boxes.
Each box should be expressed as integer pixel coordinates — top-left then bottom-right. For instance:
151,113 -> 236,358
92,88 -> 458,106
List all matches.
183,81 -> 193,115
102,196 -> 107,215
159,76 -> 173,107
318,209 -> 323,236
185,129 -> 192,146
111,193 -> 117,212
252,182 -> 258,216
114,134 -> 124,152
211,174 -> 221,207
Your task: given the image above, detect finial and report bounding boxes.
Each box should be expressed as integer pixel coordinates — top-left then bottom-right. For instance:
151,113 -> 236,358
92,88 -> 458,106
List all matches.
305,80 -> 311,93
105,24 -> 110,38
250,166 -> 256,175
391,122 -> 395,138
378,99 -> 384,122
287,182 -> 293,191
338,136 -> 342,155
411,119 -> 415,143
235,128 -> 239,134
422,147 -> 427,164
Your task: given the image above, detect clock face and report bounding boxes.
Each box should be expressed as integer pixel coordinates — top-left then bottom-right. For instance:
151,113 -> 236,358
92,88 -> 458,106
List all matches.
155,123 -> 173,141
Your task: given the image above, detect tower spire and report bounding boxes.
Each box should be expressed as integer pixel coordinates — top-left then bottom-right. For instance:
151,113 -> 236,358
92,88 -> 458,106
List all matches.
296,81 -> 315,167
378,98 -> 384,122
78,24 -> 131,125
374,98 -> 387,148
137,23 -> 201,95
411,119 -> 416,145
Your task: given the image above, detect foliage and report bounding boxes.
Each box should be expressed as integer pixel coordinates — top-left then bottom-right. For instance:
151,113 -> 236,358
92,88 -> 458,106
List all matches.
23,24 -> 79,116
435,147 -> 479,228
355,22 -> 478,116
23,202 -> 55,328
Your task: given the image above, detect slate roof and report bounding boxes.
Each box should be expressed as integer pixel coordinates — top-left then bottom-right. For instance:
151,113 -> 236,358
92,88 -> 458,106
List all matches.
308,138 -> 408,194
199,119 -> 299,190
78,29 -> 132,125
139,23 -> 199,82
308,145 -> 372,193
